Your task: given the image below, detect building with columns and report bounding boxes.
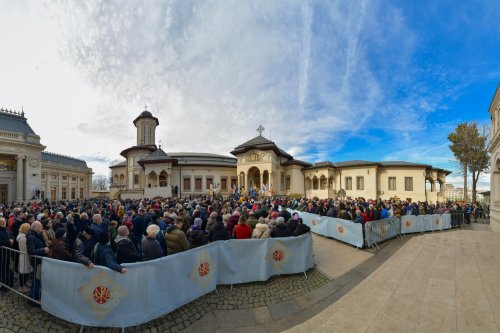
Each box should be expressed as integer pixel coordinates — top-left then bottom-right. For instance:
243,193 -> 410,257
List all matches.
488,83 -> 500,232
110,109 -> 450,202
0,108 -> 92,204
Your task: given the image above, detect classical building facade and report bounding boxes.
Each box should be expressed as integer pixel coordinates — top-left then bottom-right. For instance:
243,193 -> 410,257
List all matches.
110,110 -> 450,202
0,109 -> 92,204
488,83 -> 500,232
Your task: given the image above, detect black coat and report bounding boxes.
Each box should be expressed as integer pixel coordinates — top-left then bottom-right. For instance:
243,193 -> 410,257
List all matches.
26,230 -> 47,267
208,222 -> 229,242
271,224 -> 292,238
293,224 -> 311,236
115,237 -> 139,264
0,227 -> 13,287
94,243 -> 122,272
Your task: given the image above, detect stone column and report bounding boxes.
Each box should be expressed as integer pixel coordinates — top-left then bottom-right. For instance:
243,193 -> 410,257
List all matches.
260,171 -> 263,191
16,156 -> 23,202
77,176 -> 80,199
157,174 -> 160,187
57,173 -> 62,200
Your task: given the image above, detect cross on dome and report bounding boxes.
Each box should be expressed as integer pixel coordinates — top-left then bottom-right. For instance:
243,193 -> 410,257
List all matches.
257,125 -> 265,136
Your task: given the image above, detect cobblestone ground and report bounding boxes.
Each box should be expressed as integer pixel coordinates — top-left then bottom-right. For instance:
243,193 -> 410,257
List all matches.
0,268 -> 328,333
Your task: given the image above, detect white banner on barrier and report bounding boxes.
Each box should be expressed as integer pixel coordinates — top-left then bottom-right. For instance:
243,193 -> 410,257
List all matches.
288,209 -> 364,248
400,214 -> 452,234
41,235 -> 313,328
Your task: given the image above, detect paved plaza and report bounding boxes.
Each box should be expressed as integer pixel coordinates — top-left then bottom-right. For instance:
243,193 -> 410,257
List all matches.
1,222 -> 499,332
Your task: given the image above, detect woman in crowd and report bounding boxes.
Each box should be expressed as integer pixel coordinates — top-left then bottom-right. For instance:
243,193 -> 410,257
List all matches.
41,218 -> 55,248
252,217 -> 270,239
233,215 -> 251,239
16,222 -> 32,293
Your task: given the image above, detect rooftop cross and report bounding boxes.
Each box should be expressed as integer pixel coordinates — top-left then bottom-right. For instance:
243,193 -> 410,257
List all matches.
257,125 -> 265,136
144,105 -> 148,111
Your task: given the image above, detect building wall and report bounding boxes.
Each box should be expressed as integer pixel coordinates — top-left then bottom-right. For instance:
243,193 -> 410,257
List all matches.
40,163 -> 93,201
172,166 -> 237,197
235,149 -> 283,194
489,85 -> 500,232
377,168 -> 426,202
340,166 -> 378,199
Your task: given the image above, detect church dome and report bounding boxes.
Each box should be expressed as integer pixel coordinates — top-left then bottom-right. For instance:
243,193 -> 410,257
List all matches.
139,110 -> 153,117
133,108 -> 159,126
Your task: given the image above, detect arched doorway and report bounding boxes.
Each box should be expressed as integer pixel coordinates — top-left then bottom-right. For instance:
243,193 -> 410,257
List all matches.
247,167 -> 261,189
159,171 -> 168,187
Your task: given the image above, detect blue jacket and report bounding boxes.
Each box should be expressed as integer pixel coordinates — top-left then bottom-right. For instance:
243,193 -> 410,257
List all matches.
381,209 -> 389,219
93,243 -> 122,272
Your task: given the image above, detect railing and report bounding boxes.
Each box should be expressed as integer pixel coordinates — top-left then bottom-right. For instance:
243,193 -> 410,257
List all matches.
0,246 -> 44,305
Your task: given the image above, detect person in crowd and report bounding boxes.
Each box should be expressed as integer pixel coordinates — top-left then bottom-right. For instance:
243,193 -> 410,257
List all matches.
0,217 -> 14,291
73,227 -> 95,269
208,215 -> 229,242
16,223 -> 32,293
115,225 -> 139,264
187,218 -> 207,248
293,218 -> 311,236
353,210 -> 365,224
132,209 -> 146,254
206,212 -> 218,231
77,212 -> 91,234
142,224 -> 163,261
233,215 -> 252,239
92,233 -> 126,274
226,211 -> 240,237
164,217 -> 189,255
50,228 -> 72,261
108,220 -> 119,253
380,205 -> 389,219
246,210 -> 259,230
90,213 -> 104,243
271,217 -> 291,238
26,221 -> 48,302
279,206 -> 291,222
287,213 -> 300,234
252,217 -> 270,238
41,217 -> 55,248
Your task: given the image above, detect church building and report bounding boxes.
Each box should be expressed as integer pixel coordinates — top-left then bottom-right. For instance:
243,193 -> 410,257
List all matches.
110,109 -> 450,202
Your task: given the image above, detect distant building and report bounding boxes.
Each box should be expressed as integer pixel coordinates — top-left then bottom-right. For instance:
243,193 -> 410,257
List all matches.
110,109 -> 450,202
488,83 -> 500,231
0,108 -> 92,204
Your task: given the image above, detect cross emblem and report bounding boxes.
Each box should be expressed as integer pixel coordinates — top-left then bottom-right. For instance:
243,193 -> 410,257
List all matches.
144,105 -> 148,111
257,125 -> 265,136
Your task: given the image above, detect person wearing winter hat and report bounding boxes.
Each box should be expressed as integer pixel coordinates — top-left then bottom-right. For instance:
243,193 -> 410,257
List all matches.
270,217 -> 291,238
208,215 -> 229,242
141,224 -> 163,261
187,218 -> 207,249
226,211 -> 240,237
50,228 -> 72,261
115,225 -> 139,264
287,213 -> 300,234
247,210 -> 259,230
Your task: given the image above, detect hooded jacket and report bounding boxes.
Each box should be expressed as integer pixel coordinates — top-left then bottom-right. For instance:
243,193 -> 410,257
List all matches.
115,236 -> 139,264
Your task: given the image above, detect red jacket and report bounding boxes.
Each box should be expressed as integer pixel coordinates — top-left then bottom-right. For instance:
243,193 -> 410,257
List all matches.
233,224 -> 252,239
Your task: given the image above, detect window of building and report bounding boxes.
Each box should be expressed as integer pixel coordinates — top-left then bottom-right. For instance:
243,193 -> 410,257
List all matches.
134,174 -> 139,185
281,173 -> 285,191
41,174 -> 45,179
345,177 -> 352,190
62,187 -> 67,199
195,178 -> 202,191
206,177 -> 213,190
221,178 -> 227,191
312,177 -> 319,190
52,175 -> 57,180
405,177 -> 413,191
389,177 -> 396,191
50,187 -> 56,201
356,176 -> 364,190
62,176 -> 67,180
286,176 -> 291,191
230,177 -> 237,190
80,188 -> 84,198
183,178 -> 191,191
71,188 -> 76,199
80,177 -> 84,182
72,176 -> 76,181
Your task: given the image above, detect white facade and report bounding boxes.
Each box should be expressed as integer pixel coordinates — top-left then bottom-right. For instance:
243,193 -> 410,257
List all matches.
488,84 -> 500,231
111,110 -> 449,202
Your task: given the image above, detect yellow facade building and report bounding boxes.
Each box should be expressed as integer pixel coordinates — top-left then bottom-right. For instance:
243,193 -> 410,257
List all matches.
111,110 -> 449,202
488,84 -> 500,231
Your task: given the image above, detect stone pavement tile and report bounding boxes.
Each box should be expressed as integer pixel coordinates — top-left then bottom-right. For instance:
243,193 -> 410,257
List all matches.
365,311 -> 411,333
333,268 -> 364,287
268,299 -> 301,320
431,265 -> 456,282
181,312 -> 219,333
413,302 -> 456,333
487,300 -> 500,328
422,278 -> 455,307
253,306 -> 272,325
457,308 -> 499,333
294,280 -> 342,309
379,294 -> 421,324
214,309 -> 256,328
219,325 -> 267,333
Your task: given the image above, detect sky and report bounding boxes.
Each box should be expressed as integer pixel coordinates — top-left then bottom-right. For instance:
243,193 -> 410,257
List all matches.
0,0 -> 498,190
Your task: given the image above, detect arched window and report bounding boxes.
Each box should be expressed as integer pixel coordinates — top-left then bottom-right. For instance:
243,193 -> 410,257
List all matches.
312,176 -> 319,190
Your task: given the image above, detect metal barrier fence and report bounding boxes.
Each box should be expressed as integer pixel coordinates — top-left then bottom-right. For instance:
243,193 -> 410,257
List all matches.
364,217 -> 402,249
0,246 -> 43,305
450,213 -> 464,227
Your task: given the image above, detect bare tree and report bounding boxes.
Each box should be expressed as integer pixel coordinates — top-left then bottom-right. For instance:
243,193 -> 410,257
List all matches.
92,174 -> 109,191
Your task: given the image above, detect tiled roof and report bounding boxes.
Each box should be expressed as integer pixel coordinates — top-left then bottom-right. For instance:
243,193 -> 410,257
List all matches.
379,161 -> 431,168
333,160 -> 379,167
231,135 -> 293,159
138,148 -> 178,166
42,152 -> 89,169
0,109 -> 36,135
234,135 -> 275,149
110,161 -> 126,168
306,161 -> 336,169
170,152 -> 236,167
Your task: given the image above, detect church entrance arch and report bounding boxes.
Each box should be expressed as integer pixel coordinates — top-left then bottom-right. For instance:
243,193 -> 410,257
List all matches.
247,167 -> 261,190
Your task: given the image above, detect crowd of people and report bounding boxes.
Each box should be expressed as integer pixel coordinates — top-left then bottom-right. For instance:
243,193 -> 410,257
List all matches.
0,194 -> 487,304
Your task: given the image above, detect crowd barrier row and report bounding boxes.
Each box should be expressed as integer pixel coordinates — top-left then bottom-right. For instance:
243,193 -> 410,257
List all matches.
37,234 -> 314,328
287,209 -> 461,249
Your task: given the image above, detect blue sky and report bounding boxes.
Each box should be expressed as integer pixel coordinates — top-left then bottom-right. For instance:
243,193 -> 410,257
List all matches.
0,0 -> 498,189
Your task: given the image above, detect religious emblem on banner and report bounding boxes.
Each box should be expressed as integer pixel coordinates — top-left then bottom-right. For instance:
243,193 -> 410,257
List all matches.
434,218 -> 440,225
78,271 -> 128,321
404,220 -> 412,228
188,251 -> 215,289
379,225 -> 386,237
266,240 -> 291,270
311,219 -> 317,226
337,225 -> 345,235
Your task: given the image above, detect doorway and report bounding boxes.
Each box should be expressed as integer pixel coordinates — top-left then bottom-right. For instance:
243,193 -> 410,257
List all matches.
0,184 -> 7,205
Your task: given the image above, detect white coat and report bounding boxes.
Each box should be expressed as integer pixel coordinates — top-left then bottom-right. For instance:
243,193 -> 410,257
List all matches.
16,233 -> 32,274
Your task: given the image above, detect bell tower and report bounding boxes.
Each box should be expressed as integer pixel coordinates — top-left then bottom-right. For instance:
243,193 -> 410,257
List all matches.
133,106 -> 159,146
